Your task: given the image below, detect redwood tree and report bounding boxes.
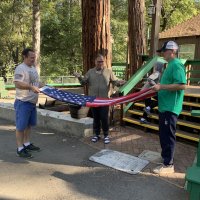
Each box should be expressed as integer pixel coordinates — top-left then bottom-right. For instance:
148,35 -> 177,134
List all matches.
82,0 -> 111,73
128,0 -> 146,75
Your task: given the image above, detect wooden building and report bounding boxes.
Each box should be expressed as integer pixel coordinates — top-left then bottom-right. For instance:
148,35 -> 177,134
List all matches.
159,14 -> 200,60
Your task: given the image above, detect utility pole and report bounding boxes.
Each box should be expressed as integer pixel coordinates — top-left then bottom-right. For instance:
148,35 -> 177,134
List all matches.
149,0 -> 161,57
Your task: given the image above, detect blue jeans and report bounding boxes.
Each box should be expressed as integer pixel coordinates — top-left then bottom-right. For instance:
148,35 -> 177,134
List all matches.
14,99 -> 37,131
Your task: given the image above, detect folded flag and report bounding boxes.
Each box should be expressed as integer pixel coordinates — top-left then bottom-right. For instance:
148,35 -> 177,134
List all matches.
39,86 -> 156,107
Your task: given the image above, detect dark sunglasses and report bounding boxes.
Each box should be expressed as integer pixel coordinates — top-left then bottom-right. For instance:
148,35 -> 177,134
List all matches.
97,61 -> 104,63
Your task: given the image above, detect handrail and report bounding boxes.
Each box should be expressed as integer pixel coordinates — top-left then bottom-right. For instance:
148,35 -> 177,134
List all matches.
119,56 -> 167,96
185,60 -> 200,66
118,56 -> 167,113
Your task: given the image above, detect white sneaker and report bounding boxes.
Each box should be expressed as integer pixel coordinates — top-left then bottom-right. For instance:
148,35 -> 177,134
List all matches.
153,164 -> 174,174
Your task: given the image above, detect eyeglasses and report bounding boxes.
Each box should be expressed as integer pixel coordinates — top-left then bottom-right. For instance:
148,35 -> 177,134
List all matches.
97,61 -> 104,63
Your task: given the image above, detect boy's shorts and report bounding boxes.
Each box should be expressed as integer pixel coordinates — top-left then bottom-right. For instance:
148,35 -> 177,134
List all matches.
14,99 -> 37,131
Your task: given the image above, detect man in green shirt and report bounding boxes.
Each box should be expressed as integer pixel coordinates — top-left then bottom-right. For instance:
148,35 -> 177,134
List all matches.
152,41 -> 186,174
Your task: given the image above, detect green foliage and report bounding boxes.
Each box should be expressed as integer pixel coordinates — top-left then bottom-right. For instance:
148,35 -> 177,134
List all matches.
161,0 -> 199,30
40,0 -> 82,76
111,0 -> 128,62
0,0 -> 200,78
111,19 -> 128,62
0,0 -> 32,75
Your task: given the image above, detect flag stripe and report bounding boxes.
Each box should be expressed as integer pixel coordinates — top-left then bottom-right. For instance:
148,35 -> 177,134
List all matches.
39,86 -> 155,107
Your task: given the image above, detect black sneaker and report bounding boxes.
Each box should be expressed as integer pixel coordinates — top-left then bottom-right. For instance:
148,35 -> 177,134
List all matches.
16,148 -> 33,158
24,143 -> 40,152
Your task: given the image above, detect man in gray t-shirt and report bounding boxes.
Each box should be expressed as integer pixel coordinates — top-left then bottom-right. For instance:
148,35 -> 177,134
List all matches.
14,48 -> 41,158
14,62 -> 39,104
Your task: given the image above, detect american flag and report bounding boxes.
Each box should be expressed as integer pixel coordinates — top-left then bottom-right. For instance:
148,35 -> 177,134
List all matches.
40,86 -> 156,107
40,86 -> 96,106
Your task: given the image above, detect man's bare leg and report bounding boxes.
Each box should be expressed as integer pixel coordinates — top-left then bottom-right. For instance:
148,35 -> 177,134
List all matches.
16,130 -> 25,148
24,126 -> 31,144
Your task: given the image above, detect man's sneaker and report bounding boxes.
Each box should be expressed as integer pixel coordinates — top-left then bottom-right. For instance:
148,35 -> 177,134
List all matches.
140,118 -> 150,124
91,136 -> 101,143
104,136 -> 110,144
144,107 -> 151,116
24,143 -> 40,152
153,164 -> 174,174
16,148 -> 33,158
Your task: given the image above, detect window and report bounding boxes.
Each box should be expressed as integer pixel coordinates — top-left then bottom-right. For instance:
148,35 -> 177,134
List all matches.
179,44 -> 195,59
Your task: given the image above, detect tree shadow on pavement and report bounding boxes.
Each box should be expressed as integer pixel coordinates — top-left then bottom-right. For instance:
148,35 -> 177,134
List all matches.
52,169 -> 188,200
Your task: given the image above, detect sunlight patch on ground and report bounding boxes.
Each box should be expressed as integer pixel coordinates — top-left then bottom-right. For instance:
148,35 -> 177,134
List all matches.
38,132 -> 55,135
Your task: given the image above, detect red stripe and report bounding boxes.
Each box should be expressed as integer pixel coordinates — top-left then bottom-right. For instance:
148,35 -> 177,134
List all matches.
86,89 -> 156,107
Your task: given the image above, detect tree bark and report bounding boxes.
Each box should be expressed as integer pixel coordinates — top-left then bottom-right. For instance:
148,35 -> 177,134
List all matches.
82,0 -> 111,73
128,0 -> 146,75
32,0 -> 41,75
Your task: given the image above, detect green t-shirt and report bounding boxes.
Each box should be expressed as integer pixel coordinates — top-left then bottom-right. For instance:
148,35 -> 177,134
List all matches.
158,58 -> 186,115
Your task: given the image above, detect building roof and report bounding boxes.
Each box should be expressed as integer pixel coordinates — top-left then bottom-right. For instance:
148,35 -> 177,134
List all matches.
159,14 -> 200,39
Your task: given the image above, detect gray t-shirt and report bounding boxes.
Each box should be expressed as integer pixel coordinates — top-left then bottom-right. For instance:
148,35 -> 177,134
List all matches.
14,63 -> 39,104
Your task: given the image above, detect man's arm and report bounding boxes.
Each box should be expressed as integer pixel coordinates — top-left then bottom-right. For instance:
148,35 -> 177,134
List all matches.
110,70 -> 126,86
74,72 -> 89,85
14,81 -> 40,93
152,83 -> 186,91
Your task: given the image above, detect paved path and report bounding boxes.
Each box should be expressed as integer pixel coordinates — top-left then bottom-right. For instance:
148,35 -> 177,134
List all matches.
0,118 -> 193,200
82,125 -> 196,188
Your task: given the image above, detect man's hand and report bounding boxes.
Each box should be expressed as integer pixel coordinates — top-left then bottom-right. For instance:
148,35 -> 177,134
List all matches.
74,72 -> 81,78
152,83 -> 161,91
30,85 -> 40,93
118,80 -> 126,85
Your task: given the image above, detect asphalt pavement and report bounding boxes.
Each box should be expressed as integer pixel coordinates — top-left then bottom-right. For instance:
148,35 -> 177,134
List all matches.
0,118 -> 189,200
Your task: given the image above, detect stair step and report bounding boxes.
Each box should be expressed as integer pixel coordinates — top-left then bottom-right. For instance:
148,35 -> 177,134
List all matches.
123,117 -> 199,142
181,110 -> 200,118
128,109 -> 200,130
184,93 -> 200,98
183,101 -> 200,108
134,102 -> 156,108
178,119 -> 200,130
134,101 -> 200,108
133,102 -> 200,118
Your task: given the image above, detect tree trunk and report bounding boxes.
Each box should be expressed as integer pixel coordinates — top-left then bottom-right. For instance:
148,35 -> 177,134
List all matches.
149,0 -> 161,57
128,0 -> 146,76
32,0 -> 41,75
82,0 -> 111,73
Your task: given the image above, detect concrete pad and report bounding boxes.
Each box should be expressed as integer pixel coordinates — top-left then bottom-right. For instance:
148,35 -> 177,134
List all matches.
89,149 -> 149,174
0,102 -> 93,138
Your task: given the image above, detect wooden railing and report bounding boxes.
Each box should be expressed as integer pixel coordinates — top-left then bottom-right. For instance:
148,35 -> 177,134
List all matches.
185,60 -> 200,85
